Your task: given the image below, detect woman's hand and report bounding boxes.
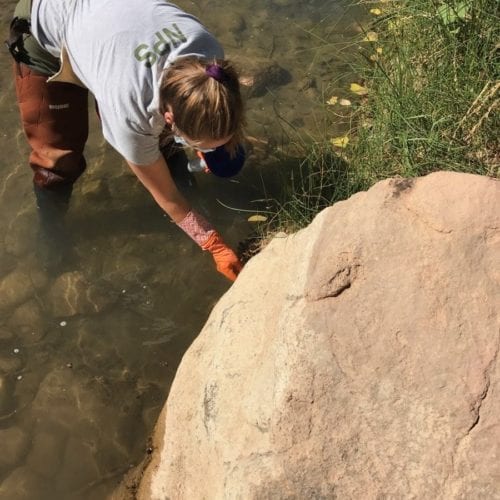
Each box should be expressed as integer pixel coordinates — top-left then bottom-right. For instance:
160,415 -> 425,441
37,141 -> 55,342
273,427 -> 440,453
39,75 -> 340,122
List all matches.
201,232 -> 243,281
129,157 -> 242,281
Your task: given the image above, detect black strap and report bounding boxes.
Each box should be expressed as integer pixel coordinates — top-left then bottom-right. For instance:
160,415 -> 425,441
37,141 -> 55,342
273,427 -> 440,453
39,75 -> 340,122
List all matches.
5,16 -> 32,63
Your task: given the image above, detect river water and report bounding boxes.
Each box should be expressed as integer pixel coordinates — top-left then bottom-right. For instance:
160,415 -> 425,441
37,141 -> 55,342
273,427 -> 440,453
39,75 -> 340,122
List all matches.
0,0 -> 364,498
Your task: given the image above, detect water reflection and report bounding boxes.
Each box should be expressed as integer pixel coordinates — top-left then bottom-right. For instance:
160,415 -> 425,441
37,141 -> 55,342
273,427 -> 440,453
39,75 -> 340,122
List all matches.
0,0 -> 363,497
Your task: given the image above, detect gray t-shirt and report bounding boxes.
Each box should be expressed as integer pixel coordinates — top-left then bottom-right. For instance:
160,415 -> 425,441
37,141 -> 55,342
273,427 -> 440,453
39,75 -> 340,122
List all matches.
30,0 -> 224,165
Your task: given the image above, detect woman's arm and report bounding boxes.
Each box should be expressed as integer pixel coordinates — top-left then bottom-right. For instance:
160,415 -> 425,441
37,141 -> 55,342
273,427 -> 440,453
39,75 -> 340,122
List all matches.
127,155 -> 242,281
127,155 -> 190,223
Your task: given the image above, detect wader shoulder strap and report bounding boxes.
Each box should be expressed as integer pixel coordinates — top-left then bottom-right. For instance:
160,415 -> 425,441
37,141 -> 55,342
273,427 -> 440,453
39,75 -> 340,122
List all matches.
5,16 -> 32,63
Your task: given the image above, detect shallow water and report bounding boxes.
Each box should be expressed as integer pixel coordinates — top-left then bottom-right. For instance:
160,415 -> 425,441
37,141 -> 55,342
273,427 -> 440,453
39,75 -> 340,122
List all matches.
0,0 -> 364,498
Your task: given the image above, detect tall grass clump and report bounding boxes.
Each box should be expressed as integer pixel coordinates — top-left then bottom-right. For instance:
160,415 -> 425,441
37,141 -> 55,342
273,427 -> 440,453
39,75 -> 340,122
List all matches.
350,0 -> 499,181
273,0 -> 499,233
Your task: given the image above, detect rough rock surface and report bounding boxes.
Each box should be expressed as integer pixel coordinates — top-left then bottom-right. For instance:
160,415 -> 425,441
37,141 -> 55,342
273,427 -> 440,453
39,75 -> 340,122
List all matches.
138,172 -> 500,499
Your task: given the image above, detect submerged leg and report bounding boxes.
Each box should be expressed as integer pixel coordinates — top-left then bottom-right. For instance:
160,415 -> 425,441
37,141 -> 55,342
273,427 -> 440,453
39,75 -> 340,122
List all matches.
14,62 -> 89,271
32,183 -> 75,273
33,183 -> 72,233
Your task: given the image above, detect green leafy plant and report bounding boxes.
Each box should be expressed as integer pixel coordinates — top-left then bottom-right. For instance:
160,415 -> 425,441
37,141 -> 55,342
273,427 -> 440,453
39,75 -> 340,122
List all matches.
436,0 -> 472,26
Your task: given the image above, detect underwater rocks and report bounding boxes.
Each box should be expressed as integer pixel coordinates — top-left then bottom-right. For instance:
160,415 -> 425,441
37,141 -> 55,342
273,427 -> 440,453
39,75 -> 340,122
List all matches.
247,62 -> 292,98
0,327 -> 14,341
25,430 -> 66,478
0,269 -> 34,312
46,271 -> 116,317
239,58 -> 292,98
0,426 -> 30,471
8,299 -> 48,343
0,258 -> 49,313
4,211 -> 37,258
0,374 -> 14,416
0,351 -> 23,374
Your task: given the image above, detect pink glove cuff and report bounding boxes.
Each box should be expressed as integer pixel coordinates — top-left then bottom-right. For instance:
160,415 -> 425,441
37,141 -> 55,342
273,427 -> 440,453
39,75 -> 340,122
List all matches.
176,210 -> 216,247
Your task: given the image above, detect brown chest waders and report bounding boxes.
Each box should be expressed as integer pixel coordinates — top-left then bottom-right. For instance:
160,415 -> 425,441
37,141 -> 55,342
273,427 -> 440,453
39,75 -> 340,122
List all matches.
7,0 -> 89,191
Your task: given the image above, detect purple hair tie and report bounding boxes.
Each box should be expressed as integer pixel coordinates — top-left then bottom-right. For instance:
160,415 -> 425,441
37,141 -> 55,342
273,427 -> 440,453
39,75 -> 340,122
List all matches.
206,63 -> 227,83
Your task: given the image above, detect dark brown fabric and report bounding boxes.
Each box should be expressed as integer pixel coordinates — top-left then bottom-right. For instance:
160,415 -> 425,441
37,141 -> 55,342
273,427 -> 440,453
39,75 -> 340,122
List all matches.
14,62 -> 89,189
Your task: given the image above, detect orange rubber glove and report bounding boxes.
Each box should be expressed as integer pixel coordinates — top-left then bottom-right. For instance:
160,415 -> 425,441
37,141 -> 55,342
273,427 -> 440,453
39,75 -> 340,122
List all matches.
176,210 -> 242,281
201,232 -> 243,281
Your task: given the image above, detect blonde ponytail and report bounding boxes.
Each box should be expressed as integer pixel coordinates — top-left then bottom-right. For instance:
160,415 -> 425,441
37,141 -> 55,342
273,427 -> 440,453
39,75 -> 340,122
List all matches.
160,57 -> 245,154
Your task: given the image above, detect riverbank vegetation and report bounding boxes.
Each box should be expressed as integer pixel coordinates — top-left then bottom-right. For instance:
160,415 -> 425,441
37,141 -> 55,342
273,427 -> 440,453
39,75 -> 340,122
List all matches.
268,0 -> 499,233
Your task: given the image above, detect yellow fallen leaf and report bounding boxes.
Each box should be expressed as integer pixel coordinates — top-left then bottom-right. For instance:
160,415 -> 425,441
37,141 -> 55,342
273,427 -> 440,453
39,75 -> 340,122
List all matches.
370,47 -> 383,61
330,136 -> 349,148
370,8 -> 382,15
326,96 -> 338,105
247,214 -> 268,223
350,83 -> 369,95
339,98 -> 352,106
363,31 -> 378,42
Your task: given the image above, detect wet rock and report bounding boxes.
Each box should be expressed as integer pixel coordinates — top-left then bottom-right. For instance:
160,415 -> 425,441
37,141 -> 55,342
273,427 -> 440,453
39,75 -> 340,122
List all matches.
0,426 -> 30,470
0,466 -> 51,499
30,367 -> 146,490
31,368 -> 95,431
0,352 -> 23,374
32,367 -> 144,463
17,325 -> 48,344
12,370 -> 44,413
101,253 -> 148,285
26,430 -> 66,478
298,75 -> 317,92
26,260 -> 50,290
303,87 -> 320,100
0,327 -> 14,341
246,62 -> 292,98
0,375 -> 15,415
0,269 -> 34,312
76,320 -> 123,371
46,271 -> 116,317
92,438 -> 130,478
56,437 -> 100,492
8,298 -> 49,343
228,13 -> 246,35
0,252 -> 16,279
4,211 -> 37,258
113,397 -> 146,456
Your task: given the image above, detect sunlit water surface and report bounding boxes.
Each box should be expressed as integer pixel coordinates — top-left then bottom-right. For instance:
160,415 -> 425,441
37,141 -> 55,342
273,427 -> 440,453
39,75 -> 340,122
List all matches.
0,0 -> 364,497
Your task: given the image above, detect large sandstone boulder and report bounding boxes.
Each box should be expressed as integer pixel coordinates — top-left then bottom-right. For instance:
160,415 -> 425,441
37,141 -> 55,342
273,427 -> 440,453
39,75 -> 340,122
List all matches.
138,172 -> 499,499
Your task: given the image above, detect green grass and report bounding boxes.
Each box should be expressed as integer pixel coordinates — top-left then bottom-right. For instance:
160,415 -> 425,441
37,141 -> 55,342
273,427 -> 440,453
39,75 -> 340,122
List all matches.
270,0 -> 499,234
